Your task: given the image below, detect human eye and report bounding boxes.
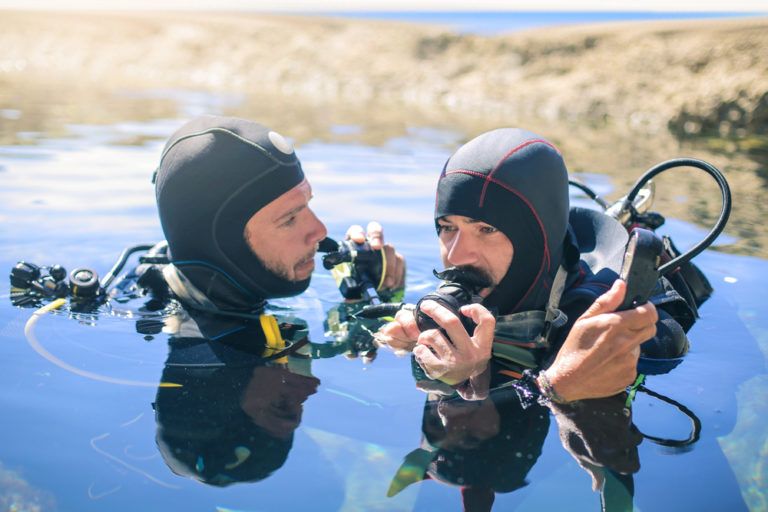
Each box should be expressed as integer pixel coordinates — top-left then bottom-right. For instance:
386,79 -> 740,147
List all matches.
479,225 -> 498,234
279,215 -> 297,228
436,222 -> 456,234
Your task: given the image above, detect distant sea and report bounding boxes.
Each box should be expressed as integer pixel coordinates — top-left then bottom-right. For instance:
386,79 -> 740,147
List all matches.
325,11 -> 766,35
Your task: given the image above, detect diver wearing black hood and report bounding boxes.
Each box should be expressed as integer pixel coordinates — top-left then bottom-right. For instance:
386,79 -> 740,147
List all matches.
435,128 -> 570,316
378,127 -> 676,402
154,115 -> 309,312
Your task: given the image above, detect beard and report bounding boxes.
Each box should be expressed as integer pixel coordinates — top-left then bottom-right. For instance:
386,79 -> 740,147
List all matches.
264,247 -> 318,282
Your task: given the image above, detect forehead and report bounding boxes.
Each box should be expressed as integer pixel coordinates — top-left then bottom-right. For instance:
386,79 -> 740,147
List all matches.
439,214 -> 492,226
257,179 -> 312,223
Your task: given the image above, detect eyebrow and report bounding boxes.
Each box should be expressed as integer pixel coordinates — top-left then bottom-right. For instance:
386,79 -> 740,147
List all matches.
274,203 -> 307,223
437,217 -> 483,225
273,193 -> 313,224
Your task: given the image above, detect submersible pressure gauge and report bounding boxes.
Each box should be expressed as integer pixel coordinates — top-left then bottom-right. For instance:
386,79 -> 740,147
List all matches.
69,267 -> 100,298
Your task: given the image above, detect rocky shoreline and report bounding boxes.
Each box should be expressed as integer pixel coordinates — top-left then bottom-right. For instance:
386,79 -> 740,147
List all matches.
1,12 -> 765,137
1,11 -> 766,254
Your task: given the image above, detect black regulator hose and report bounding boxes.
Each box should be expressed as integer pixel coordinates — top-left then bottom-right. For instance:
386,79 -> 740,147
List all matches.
569,179 -> 611,209
625,158 -> 731,276
101,243 -> 157,289
572,158 -> 731,277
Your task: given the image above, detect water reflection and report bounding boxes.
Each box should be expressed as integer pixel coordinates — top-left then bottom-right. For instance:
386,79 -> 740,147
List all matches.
154,328 -> 320,487
386,378 -> 663,511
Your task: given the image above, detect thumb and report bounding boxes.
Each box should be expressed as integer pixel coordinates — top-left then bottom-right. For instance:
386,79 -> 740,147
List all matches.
366,221 -> 384,250
580,279 -> 626,319
346,224 -> 366,244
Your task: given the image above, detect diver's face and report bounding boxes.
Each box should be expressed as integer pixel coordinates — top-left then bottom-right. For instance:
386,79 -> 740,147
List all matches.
244,179 -> 328,282
241,366 -> 320,439
437,215 -> 514,297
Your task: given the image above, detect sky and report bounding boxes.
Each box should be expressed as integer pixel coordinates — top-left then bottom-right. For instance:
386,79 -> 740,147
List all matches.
0,0 -> 765,11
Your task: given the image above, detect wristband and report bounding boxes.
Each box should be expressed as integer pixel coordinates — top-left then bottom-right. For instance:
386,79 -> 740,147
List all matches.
535,371 -> 568,404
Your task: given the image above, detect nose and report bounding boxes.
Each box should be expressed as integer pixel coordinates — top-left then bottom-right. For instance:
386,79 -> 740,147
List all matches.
445,230 -> 478,267
306,208 -> 328,245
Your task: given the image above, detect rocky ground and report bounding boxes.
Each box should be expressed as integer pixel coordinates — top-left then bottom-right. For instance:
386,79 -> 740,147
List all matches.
0,11 -> 766,254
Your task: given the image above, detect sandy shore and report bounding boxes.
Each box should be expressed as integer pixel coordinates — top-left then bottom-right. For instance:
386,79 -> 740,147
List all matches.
0,11 -> 766,254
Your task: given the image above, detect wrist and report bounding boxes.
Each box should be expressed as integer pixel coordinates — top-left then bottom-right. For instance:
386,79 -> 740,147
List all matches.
536,369 -> 569,404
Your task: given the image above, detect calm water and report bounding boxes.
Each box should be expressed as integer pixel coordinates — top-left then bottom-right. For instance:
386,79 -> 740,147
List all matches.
328,11 -> 768,35
1,91 -> 767,511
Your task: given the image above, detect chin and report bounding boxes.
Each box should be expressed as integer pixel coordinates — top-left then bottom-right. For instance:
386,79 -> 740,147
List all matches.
293,263 -> 315,281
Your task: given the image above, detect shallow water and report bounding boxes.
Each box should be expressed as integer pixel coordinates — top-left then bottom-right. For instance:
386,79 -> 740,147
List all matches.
1,90 -> 767,511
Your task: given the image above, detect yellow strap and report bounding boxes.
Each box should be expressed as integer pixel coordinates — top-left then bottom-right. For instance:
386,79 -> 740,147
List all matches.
376,247 -> 387,291
260,314 -> 287,363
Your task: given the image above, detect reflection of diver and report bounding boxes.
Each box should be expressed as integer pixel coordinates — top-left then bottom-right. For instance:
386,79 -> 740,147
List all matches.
394,359 -> 699,512
154,310 -> 320,486
549,394 -> 642,512
388,378 -> 550,511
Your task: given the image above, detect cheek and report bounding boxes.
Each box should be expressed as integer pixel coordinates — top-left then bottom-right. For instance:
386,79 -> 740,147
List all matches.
438,240 -> 451,265
488,240 -> 514,279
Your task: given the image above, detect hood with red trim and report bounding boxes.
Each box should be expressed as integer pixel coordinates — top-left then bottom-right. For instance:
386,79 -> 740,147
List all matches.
435,128 -> 570,314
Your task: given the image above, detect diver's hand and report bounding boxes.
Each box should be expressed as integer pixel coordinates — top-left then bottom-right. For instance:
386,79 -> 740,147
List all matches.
375,306 -> 420,355
346,221 -> 406,290
544,280 -> 657,402
411,301 -> 494,387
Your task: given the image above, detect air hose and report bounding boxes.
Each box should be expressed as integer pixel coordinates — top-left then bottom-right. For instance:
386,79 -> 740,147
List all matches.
101,242 -> 163,289
571,157 -> 732,277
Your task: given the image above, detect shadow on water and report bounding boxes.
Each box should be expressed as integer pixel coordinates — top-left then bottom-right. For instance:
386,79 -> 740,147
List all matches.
1,82 -> 767,511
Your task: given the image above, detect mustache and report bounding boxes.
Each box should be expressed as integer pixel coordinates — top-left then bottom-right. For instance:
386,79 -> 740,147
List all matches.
433,266 -> 493,293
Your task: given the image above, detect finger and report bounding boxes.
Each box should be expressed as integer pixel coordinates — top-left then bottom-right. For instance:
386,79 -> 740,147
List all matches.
371,333 -> 387,348
346,224 -> 365,244
381,245 -> 404,289
416,329 -> 453,360
581,279 -> 626,319
623,302 -> 659,330
459,304 -> 495,351
366,221 -> 384,249
394,253 -> 406,288
376,322 -> 417,353
419,300 -> 471,350
393,308 -> 421,340
413,343 -> 445,379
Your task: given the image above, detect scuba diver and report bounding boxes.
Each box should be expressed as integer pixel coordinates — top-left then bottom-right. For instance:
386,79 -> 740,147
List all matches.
10,115 -> 406,355
9,115 -> 409,488
153,114 -> 405,315
149,114 -> 407,360
375,127 -> 728,403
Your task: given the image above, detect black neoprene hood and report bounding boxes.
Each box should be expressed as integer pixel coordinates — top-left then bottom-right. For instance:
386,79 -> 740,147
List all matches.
154,115 -> 307,311
435,128 -> 570,315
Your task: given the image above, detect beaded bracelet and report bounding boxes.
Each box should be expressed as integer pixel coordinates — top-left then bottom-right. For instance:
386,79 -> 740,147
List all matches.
535,371 -> 568,404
